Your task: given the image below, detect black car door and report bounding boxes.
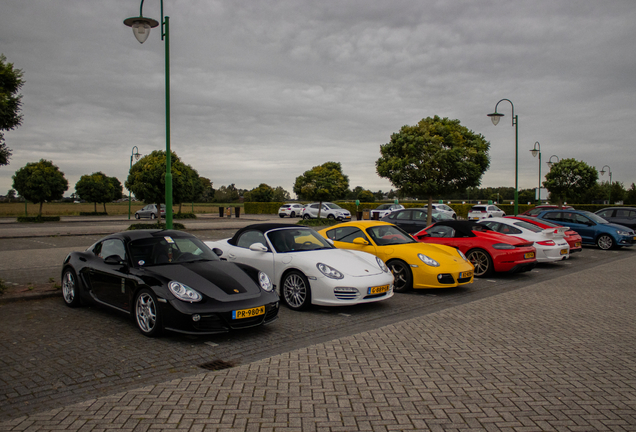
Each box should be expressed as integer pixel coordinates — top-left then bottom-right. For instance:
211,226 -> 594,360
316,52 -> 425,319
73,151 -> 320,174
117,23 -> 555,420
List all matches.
87,239 -> 133,311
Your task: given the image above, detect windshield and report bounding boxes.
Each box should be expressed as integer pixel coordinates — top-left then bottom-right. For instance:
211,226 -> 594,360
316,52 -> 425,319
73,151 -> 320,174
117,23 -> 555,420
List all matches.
267,228 -> 333,253
366,225 -> 416,246
326,203 -> 342,209
512,220 -> 542,233
129,235 -> 219,267
433,211 -> 453,220
471,206 -> 486,211
583,211 -> 608,224
376,204 -> 391,210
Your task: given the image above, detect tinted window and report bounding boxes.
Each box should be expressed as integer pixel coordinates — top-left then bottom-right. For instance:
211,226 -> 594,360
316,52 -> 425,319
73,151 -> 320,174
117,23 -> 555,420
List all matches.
325,226 -> 369,243
395,211 -> 411,220
597,209 -> 613,218
129,236 -> 219,266
366,225 -> 415,245
268,229 -> 332,253
512,221 -> 542,233
237,230 -> 268,249
542,212 -> 562,221
101,239 -> 126,260
428,226 -> 455,238
412,210 -> 427,221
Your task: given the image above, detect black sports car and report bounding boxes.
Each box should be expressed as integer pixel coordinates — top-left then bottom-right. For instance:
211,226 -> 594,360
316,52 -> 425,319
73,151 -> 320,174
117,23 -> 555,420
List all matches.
61,230 -> 279,337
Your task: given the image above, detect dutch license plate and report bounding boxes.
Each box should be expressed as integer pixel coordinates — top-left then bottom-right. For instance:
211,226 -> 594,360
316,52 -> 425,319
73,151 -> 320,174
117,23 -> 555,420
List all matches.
524,252 -> 535,259
560,249 -> 568,255
575,242 -> 581,247
460,270 -> 473,279
368,284 -> 390,295
232,305 -> 265,319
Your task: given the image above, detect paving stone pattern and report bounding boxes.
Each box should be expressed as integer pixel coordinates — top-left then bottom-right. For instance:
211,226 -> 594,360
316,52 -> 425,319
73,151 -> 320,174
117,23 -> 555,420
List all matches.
1,255 -> 634,431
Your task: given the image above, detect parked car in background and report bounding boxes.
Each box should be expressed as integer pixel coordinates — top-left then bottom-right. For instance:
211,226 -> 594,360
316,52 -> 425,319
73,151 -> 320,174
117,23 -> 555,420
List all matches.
519,204 -> 574,217
595,207 -> 636,230
135,204 -> 166,220
537,209 -> 635,250
380,208 -> 453,234
477,217 -> 570,263
301,202 -> 351,221
431,203 -> 457,219
318,221 -> 474,292
205,224 -> 393,310
61,230 -> 280,337
467,204 -> 505,220
505,216 -> 583,254
370,203 -> 405,219
413,220 -> 537,277
278,203 -> 304,218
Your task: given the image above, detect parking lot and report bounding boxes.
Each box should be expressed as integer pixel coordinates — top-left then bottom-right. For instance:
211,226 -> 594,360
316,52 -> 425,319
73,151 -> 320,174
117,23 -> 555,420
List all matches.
0,216 -> 635,430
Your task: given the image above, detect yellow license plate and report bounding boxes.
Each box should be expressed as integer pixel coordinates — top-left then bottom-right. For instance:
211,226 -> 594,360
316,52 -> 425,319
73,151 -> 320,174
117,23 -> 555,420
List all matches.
524,252 -> 535,259
460,270 -> 473,279
575,242 -> 581,247
368,284 -> 390,295
232,306 -> 265,319
560,249 -> 568,255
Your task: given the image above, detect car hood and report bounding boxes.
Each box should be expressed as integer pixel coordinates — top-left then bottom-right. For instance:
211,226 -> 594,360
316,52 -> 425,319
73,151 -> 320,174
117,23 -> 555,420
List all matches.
474,231 -> 530,245
381,242 -> 470,267
605,223 -> 634,232
287,249 -> 384,277
146,261 -> 262,301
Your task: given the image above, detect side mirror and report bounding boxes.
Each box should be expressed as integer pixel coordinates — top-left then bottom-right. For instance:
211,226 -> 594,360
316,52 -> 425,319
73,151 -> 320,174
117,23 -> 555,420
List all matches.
249,243 -> 269,252
352,237 -> 369,245
212,248 -> 224,257
104,255 -> 125,265
325,238 -> 335,246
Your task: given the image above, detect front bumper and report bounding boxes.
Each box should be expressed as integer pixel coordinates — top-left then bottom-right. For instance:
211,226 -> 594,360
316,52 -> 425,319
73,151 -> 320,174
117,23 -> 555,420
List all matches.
411,262 -> 475,289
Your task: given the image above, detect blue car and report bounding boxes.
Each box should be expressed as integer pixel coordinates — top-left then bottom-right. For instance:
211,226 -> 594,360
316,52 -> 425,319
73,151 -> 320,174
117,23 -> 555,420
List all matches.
536,209 -> 635,250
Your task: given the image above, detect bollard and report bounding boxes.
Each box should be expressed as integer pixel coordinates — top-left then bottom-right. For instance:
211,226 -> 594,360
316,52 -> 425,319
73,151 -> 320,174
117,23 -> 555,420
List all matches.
219,206 -> 224,217
235,207 -> 241,218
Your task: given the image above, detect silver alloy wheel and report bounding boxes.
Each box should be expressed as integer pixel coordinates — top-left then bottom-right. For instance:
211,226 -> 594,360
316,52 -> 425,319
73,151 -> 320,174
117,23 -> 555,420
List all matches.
136,292 -> 157,333
467,249 -> 491,277
62,271 -> 75,304
150,213 -> 156,220
283,273 -> 307,309
597,235 -> 614,250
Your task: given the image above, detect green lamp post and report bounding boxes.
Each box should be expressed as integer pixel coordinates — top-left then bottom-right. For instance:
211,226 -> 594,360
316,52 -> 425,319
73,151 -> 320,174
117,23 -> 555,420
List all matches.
600,165 -> 612,204
124,0 -> 173,229
530,141 -> 541,204
487,99 -> 519,215
128,146 -> 141,219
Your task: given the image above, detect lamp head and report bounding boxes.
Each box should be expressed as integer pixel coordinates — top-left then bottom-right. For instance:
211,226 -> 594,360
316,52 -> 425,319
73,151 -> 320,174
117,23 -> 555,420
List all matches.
530,149 -> 539,158
546,161 -> 553,169
487,112 -> 503,126
124,16 -> 159,44
600,169 -> 606,176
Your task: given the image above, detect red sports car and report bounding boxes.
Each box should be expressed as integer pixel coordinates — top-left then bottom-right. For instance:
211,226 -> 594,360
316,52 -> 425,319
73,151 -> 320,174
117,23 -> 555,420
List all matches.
505,216 -> 583,254
413,220 -> 537,277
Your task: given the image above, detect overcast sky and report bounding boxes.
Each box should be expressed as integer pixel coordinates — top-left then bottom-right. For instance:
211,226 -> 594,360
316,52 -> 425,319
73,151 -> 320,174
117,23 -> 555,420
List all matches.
1,1 -> 635,200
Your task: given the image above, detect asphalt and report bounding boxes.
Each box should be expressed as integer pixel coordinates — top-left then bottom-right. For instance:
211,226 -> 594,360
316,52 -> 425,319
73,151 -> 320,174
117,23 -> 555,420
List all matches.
0,215 -> 635,431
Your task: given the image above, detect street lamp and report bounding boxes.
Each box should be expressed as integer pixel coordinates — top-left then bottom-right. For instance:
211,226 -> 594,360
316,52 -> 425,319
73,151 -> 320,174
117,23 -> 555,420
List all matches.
128,146 -> 141,219
488,99 -> 518,215
546,155 -> 560,170
600,165 -> 612,204
124,0 -> 173,229
530,142 -> 541,203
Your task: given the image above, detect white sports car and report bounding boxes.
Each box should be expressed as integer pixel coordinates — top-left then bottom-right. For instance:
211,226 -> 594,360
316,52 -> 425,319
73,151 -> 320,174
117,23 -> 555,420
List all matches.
477,217 -> 570,262
205,223 -> 394,311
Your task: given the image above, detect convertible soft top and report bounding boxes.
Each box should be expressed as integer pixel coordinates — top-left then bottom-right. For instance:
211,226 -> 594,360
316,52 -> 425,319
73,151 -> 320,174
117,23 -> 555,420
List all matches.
428,220 -> 493,238
228,223 -> 305,245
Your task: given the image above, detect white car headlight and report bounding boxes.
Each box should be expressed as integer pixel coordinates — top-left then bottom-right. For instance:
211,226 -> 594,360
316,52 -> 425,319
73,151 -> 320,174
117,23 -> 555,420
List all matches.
169,281 -> 203,302
616,230 -> 631,236
418,253 -> 440,267
376,257 -> 389,272
456,248 -> 467,260
316,263 -> 344,279
258,271 -> 273,292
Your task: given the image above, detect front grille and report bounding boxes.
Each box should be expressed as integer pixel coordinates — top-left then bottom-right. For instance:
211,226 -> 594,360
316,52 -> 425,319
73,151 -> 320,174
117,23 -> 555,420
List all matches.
193,315 -> 226,331
437,274 -> 455,284
364,292 -> 389,299
335,292 -> 358,300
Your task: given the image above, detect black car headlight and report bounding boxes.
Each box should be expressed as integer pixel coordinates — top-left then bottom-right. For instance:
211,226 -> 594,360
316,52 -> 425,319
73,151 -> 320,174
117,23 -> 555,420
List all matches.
258,271 -> 273,292
169,281 -> 202,302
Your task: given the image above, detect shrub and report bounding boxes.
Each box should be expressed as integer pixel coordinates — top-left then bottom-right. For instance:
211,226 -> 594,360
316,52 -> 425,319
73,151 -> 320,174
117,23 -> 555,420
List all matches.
173,213 -> 197,219
17,216 -> 60,223
79,212 -> 108,216
127,222 -> 186,230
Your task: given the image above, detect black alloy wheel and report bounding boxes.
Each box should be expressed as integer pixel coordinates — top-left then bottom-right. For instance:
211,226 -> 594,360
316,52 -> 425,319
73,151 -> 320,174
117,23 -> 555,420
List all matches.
388,260 -> 413,292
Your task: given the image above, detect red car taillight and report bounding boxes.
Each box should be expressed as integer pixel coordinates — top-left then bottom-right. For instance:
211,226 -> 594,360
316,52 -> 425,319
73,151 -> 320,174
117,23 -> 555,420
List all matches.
537,240 -> 556,246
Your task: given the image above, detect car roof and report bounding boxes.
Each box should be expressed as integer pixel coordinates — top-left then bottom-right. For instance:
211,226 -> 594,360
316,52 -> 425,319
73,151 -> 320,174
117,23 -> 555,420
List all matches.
228,223 -> 309,245
102,229 -> 193,243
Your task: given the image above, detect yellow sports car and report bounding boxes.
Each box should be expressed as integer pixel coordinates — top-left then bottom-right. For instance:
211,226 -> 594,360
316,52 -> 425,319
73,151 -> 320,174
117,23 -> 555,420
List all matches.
317,221 -> 474,292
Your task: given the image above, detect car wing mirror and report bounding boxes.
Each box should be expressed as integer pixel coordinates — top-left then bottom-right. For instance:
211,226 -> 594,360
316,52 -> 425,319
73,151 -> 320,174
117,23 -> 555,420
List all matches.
352,237 -> 369,245
104,255 -> 125,265
212,248 -> 224,257
325,238 -> 335,246
249,243 -> 269,252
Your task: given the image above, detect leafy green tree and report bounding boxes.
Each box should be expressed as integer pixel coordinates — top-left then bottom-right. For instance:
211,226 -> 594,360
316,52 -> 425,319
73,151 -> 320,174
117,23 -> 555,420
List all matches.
272,186 -> 291,202
518,189 -> 535,204
245,183 -> 274,202
215,184 -> 240,203
376,116 -> 490,223
12,159 -> 68,216
624,183 -> 636,205
373,190 -> 384,201
293,162 -> 349,218
543,158 -> 598,207
6,189 -> 15,201
198,177 -> 215,202
345,186 -> 365,200
0,54 -> 25,166
75,172 -> 122,213
125,150 -> 199,218
357,189 -> 375,202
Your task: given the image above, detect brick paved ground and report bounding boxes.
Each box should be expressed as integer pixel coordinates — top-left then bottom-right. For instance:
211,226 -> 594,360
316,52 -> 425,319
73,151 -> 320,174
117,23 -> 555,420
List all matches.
1,254 -> 634,431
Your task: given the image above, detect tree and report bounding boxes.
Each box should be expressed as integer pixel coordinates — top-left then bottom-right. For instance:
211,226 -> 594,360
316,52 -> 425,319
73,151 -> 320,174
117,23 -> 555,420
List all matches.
543,158 -> 597,207
293,162 -> 349,218
6,189 -> 15,201
625,183 -> 636,205
376,116 -> 490,224
215,184 -> 240,203
272,186 -> 291,202
198,177 -> 215,202
357,189 -> 375,202
245,183 -> 274,202
12,159 -> 68,216
125,150 -> 200,218
0,54 -> 25,166
75,172 -> 122,213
